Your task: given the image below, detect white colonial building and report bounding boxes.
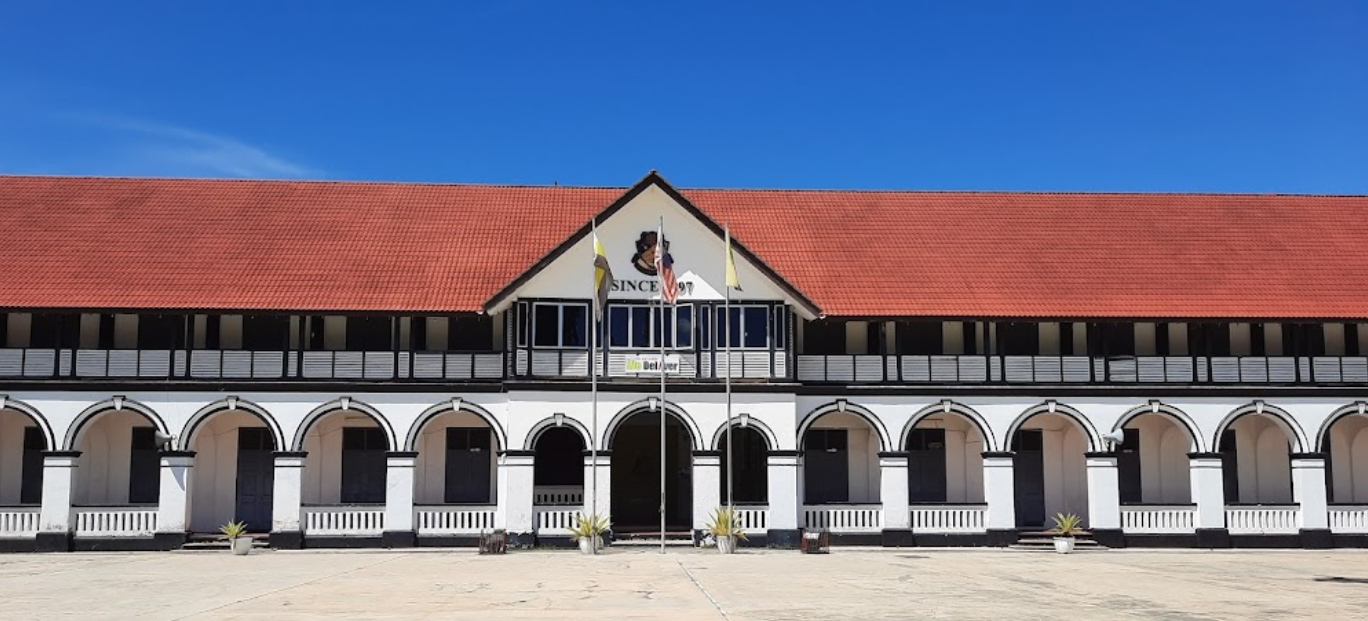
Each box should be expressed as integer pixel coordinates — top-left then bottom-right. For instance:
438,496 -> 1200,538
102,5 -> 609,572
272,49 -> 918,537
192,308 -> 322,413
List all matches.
0,172 -> 1366,551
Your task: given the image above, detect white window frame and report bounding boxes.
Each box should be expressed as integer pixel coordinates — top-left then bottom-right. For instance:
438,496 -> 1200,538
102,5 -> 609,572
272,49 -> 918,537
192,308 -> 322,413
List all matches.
530,302 -> 589,349
715,304 -> 773,351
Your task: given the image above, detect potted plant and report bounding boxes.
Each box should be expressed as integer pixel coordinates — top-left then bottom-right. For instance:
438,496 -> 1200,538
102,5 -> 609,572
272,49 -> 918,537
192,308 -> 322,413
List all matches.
570,513 -> 610,554
1050,513 -> 1084,554
221,521 -> 252,556
706,507 -> 748,554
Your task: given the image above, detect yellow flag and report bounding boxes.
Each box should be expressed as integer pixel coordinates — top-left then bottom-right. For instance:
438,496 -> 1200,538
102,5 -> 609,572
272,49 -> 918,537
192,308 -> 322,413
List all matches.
593,230 -> 613,311
724,225 -> 740,289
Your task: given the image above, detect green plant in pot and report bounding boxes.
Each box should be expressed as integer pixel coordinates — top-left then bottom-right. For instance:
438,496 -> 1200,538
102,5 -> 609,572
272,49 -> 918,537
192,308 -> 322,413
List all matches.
220,521 -> 252,556
1050,513 -> 1084,554
570,513 -> 610,554
706,507 -> 748,554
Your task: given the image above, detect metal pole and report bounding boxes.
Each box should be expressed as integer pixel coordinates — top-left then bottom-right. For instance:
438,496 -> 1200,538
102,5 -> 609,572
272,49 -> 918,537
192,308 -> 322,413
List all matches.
590,220 -> 599,555
725,225 -> 734,516
659,217 -> 667,554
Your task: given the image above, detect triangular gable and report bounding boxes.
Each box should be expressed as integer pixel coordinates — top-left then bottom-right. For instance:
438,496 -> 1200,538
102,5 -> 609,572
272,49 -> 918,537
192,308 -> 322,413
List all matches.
484,172 -> 820,318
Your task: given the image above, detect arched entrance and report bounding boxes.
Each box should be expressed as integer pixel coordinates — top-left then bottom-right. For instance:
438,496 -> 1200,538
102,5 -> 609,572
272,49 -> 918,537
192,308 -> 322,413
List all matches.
410,410 -> 500,506
718,425 -> 768,505
1115,411 -> 1196,505
0,406 -> 49,506
185,406 -> 280,533
72,407 -> 167,507
1323,410 -> 1368,503
1007,408 -> 1095,528
610,410 -> 693,532
903,412 -> 988,504
532,426 -> 586,505
1217,413 -> 1296,504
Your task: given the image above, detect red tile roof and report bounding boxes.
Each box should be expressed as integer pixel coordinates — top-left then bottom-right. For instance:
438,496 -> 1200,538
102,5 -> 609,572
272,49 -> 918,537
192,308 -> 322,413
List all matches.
1,174 -> 1366,319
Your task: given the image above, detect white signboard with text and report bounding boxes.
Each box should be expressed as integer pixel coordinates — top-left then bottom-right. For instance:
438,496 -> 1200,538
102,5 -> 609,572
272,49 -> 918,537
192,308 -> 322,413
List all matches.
624,354 -> 682,375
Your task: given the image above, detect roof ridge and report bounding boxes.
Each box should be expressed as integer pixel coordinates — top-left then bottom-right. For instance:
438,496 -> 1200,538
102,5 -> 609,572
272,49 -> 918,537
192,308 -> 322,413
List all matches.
0,173 -> 627,191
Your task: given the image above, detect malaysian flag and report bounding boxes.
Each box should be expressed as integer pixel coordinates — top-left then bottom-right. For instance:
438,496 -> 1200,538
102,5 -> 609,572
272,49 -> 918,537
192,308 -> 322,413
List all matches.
655,221 -> 678,305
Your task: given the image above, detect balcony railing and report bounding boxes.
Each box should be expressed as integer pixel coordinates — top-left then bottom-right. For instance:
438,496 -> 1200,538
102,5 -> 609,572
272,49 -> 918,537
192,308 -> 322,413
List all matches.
303,505 -> 385,536
795,354 -> 1368,385
0,506 -> 40,538
801,503 -> 883,533
909,503 -> 987,533
415,505 -> 497,536
0,348 -> 503,382
73,506 -> 158,537
1225,504 -> 1299,535
533,506 -> 580,535
1329,505 -> 1368,534
1121,504 -> 1196,534
533,486 -> 584,506
512,348 -> 789,380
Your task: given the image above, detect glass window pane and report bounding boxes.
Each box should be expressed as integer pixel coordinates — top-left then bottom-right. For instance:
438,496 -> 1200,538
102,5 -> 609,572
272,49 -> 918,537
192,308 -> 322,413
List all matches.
562,305 -> 588,348
609,307 -> 629,348
700,306 -> 711,348
533,305 -> 559,347
676,306 -> 693,348
661,308 -> 674,348
630,307 -> 650,348
774,308 -> 787,348
743,307 -> 768,348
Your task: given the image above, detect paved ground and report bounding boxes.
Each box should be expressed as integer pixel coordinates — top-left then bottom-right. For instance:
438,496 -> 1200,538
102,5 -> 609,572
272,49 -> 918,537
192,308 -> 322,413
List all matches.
1,547 -> 1367,620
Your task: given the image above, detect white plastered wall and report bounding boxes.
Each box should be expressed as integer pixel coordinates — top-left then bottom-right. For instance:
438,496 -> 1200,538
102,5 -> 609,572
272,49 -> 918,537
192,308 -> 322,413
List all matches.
413,411 -> 499,505
0,410 -> 39,504
1328,416 -> 1368,503
1126,414 -> 1192,503
1231,415 -> 1293,504
189,410 -> 269,531
910,414 -> 985,503
74,410 -> 145,505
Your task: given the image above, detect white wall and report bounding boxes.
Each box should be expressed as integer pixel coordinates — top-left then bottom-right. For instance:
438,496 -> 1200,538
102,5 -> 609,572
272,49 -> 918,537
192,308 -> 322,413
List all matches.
74,410 -> 145,505
0,410 -> 38,504
1127,415 -> 1192,503
413,411 -> 499,505
1231,415 -> 1293,504
1328,416 -> 1368,503
810,413 -> 880,503
188,411 -> 267,531
302,412 -> 380,505
911,414 -> 985,503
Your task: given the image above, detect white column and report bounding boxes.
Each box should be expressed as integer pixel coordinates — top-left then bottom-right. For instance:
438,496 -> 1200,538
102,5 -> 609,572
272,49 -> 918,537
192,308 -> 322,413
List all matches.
583,452 -> 611,518
982,453 -> 1016,531
1291,454 -> 1329,531
1189,454 -> 1226,530
498,451 -> 535,535
766,452 -> 800,531
39,452 -> 79,535
271,453 -> 305,534
384,452 -> 417,535
1085,452 -> 1120,530
879,452 -> 910,530
692,452 -> 721,533
156,452 -> 196,533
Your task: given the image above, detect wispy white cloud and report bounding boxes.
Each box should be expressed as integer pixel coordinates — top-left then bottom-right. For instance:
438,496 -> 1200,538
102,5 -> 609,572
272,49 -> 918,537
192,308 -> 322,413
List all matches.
59,112 -> 319,178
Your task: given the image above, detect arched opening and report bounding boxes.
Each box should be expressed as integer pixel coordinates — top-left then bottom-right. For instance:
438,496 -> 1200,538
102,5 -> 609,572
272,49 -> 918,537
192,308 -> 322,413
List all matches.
905,413 -> 987,504
1010,413 -> 1090,527
301,409 -> 391,507
1219,414 -> 1294,504
187,409 -> 277,533
1116,413 -> 1194,505
0,408 -> 47,507
718,425 -> 768,505
533,427 -> 586,506
610,410 -> 693,532
801,412 -> 882,506
1324,413 -> 1368,504
412,410 -> 500,505
73,409 -> 163,507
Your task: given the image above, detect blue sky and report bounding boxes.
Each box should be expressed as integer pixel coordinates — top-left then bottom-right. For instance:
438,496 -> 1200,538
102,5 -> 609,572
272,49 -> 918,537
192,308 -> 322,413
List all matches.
1,2 -> 1364,192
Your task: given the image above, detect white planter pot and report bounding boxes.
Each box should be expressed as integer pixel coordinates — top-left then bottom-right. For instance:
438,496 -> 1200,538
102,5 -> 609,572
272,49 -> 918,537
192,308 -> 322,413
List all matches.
1053,537 -> 1075,554
231,537 -> 252,556
578,536 -> 602,554
716,535 -> 737,554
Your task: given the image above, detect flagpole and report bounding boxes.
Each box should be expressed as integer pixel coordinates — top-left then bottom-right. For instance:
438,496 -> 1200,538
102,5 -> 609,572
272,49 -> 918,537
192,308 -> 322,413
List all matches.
725,225 -> 734,518
658,217 -> 667,554
589,219 -> 600,555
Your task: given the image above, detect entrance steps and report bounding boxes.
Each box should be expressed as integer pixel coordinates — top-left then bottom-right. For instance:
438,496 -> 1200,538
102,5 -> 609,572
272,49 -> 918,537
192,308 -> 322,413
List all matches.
1010,531 -> 1106,552
611,530 -> 694,547
180,533 -> 270,551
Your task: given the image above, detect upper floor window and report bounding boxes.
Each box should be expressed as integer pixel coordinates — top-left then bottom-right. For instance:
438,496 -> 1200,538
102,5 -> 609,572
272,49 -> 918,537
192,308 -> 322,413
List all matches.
532,302 -> 588,349
607,304 -> 693,349
716,305 -> 771,349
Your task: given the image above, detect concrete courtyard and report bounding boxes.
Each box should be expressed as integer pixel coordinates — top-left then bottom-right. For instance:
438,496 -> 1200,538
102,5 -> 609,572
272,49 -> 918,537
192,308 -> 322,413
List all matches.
2,547 -> 1366,620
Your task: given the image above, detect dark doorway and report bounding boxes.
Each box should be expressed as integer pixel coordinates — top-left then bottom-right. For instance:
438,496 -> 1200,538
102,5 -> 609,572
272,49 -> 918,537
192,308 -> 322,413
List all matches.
234,428 -> 275,531
1219,430 -> 1239,503
445,428 -> 493,504
340,427 -> 387,504
610,412 -> 692,531
719,426 -> 767,504
1118,428 -> 1142,503
803,428 -> 849,504
907,429 -> 948,502
1012,430 -> 1046,527
533,427 -> 585,489
128,427 -> 161,504
20,426 -> 45,505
